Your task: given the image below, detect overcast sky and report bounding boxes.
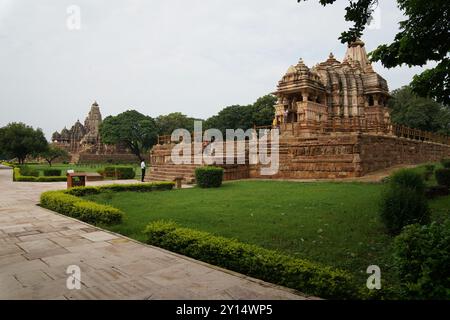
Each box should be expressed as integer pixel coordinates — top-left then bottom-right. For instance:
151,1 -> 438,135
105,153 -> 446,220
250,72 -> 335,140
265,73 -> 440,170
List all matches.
0,0 -> 435,139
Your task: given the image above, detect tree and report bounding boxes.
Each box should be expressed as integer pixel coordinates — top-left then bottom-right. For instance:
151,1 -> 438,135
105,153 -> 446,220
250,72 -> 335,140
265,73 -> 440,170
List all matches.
204,94 -> 276,132
100,110 -> 158,161
40,145 -> 69,166
156,112 -> 200,135
250,94 -> 277,127
0,123 -> 48,164
204,104 -> 252,132
299,0 -> 450,105
389,86 -> 450,135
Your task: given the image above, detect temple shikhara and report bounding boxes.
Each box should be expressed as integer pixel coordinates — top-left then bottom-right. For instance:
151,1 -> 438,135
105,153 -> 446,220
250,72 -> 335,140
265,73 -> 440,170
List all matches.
52,102 -> 137,164
274,39 -> 390,133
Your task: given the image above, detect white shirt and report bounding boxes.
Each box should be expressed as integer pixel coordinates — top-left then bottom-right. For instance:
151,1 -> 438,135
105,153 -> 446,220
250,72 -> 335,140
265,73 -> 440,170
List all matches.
141,161 -> 146,169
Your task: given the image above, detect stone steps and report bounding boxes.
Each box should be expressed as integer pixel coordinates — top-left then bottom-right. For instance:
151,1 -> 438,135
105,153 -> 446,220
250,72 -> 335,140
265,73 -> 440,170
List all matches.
145,163 -> 200,184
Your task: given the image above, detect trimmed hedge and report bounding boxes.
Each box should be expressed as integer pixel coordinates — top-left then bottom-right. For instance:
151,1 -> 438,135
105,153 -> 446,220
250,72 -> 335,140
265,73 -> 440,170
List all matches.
19,166 -> 39,177
66,181 -> 175,197
43,169 -> 62,177
13,167 -> 66,182
103,166 -> 136,179
435,168 -> 450,187
195,166 -> 224,188
145,220 -> 357,299
393,221 -> 450,299
40,181 -> 174,225
40,191 -> 123,225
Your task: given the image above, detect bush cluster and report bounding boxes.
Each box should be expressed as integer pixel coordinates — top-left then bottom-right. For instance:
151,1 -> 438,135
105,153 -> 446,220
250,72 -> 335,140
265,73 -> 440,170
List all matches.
43,169 -> 62,177
144,220 -> 357,299
103,166 -> 136,179
13,167 -> 66,182
393,221 -> 450,299
424,185 -> 449,199
66,181 -> 174,197
441,158 -> 450,168
435,168 -> 450,187
19,166 -> 39,177
423,164 -> 435,181
379,169 -> 430,235
195,166 -> 224,188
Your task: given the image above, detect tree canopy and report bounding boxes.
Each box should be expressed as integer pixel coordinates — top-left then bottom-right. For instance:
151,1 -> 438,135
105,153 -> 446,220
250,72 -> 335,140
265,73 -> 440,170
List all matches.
389,86 -> 450,135
40,145 -> 69,166
0,122 -> 48,164
299,0 -> 450,105
156,112 -> 200,135
204,94 -> 276,132
100,110 -> 158,161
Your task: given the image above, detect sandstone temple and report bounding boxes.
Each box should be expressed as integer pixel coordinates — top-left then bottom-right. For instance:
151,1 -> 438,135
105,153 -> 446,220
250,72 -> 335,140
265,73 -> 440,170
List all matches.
52,102 -> 137,164
146,40 -> 450,183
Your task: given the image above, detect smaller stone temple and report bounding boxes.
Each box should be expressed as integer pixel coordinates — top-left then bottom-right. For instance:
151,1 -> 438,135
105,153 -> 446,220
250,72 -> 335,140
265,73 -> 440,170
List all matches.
273,39 -> 391,135
52,102 -> 137,164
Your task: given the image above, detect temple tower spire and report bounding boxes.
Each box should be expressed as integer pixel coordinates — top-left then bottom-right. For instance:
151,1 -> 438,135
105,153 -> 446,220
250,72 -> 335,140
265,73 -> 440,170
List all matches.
344,39 -> 372,72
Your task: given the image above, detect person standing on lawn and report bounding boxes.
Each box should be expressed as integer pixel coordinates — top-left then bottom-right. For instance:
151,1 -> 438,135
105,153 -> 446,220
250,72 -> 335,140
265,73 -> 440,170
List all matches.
140,159 -> 146,182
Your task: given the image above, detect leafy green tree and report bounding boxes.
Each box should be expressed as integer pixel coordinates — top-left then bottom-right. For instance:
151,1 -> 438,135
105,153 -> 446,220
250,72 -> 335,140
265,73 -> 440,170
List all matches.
389,86 -> 450,135
299,0 -> 450,105
0,122 -> 48,164
250,95 -> 277,127
40,145 -> 69,166
204,95 -> 276,132
156,112 -> 200,135
204,104 -> 252,132
100,110 -> 158,161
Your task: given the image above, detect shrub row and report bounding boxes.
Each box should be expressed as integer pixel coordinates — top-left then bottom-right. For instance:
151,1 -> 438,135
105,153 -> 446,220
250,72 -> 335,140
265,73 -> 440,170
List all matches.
66,181 -> 174,197
195,166 -> 224,188
1,161 -> 14,167
40,181 -> 174,225
19,166 -> 39,177
40,191 -> 123,225
43,169 -> 62,176
101,166 -> 136,180
144,220 -> 357,299
13,167 -> 66,182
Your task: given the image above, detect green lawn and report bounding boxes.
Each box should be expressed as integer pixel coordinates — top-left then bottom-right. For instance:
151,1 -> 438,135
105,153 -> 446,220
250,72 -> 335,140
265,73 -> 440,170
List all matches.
83,179 -> 450,287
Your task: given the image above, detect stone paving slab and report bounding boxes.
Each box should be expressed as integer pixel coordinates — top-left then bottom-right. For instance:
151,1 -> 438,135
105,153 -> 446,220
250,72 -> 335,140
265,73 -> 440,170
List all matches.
0,169 -> 310,300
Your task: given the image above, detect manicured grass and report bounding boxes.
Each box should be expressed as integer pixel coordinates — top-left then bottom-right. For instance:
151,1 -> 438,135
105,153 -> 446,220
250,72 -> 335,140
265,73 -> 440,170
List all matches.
82,180 -> 448,288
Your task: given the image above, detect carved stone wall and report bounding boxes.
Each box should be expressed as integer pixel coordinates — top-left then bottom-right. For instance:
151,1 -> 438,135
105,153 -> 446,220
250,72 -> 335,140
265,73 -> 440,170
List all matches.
147,134 -> 450,182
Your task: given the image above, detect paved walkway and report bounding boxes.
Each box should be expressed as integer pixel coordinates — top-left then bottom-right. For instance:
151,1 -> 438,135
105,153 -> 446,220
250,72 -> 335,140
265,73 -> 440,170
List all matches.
0,167 -> 307,300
